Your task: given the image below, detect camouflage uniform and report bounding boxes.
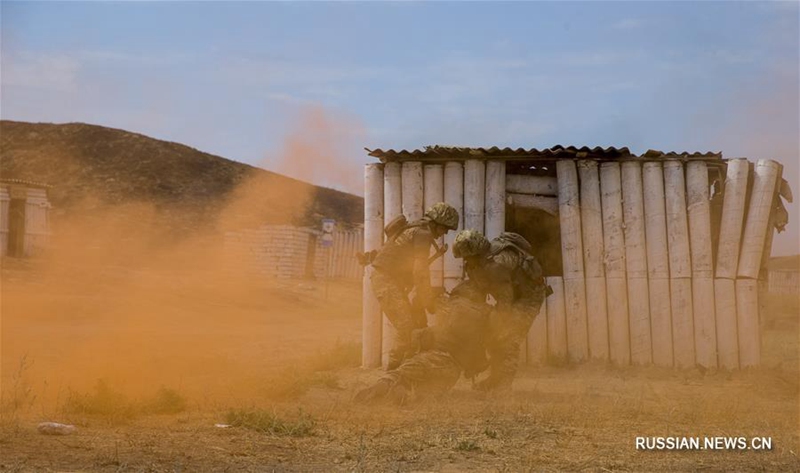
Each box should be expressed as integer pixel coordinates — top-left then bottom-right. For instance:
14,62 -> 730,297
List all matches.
370,221 -> 438,369
355,282 -> 490,404
462,235 -> 546,390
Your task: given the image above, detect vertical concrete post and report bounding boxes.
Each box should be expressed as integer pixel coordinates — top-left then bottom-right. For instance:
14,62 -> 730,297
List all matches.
443,162 -> 464,291
738,160 -> 781,279
381,162 -> 402,368
601,162 -> 630,365
424,164 -> 444,326
736,159 -> 781,367
402,162 -> 424,221
362,163 -> 384,368
686,161 -> 717,368
527,289 -> 548,365
557,160 -> 589,361
546,276 -> 567,361
714,158 -> 749,369
578,160 -> 609,361
424,164 -> 445,289
621,161 -> 652,365
484,160 -> 506,240
643,162 -> 673,367
464,160 -> 485,233
664,160 -> 694,368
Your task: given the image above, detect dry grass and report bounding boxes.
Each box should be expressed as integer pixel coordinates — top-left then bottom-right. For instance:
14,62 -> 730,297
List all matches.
1,261 -> 798,472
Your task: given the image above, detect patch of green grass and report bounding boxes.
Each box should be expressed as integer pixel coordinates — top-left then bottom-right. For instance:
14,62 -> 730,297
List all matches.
143,387 -> 188,415
225,408 -> 316,436
64,380 -> 187,421
455,439 -> 480,452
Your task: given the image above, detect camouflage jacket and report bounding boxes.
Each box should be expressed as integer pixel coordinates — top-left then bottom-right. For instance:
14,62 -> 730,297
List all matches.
427,287 -> 491,376
465,242 -> 544,310
371,219 -> 435,302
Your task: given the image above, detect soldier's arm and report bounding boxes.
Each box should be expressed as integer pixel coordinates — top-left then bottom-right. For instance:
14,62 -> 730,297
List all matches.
486,253 -> 516,310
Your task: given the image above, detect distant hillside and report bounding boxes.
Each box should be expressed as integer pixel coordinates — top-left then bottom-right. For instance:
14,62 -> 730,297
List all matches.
0,121 -> 363,232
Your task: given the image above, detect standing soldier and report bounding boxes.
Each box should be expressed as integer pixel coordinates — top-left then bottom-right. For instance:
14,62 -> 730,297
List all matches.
453,230 -> 548,391
369,202 -> 459,370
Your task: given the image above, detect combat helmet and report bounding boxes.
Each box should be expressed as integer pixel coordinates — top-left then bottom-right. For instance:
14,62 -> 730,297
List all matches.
453,229 -> 490,258
424,202 -> 459,231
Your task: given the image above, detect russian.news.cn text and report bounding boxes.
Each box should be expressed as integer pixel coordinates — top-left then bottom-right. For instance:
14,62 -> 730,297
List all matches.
636,436 -> 773,451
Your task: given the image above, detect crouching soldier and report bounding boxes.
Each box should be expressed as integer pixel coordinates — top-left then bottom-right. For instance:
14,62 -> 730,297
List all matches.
368,202 -> 459,370
453,230 -> 548,391
353,281 -> 491,404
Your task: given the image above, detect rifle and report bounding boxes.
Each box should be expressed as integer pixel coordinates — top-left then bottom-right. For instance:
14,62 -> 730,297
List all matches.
428,241 -> 448,266
357,241 -> 448,268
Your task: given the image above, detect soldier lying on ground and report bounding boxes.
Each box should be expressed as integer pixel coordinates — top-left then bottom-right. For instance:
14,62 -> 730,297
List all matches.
353,281 -> 491,404
453,230 -> 548,392
367,202 -> 459,370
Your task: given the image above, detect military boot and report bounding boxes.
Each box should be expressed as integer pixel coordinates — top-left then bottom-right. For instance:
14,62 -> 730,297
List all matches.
353,378 -> 392,403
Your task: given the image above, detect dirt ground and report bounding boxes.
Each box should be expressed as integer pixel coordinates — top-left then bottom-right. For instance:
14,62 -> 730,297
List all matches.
1,257 -> 798,472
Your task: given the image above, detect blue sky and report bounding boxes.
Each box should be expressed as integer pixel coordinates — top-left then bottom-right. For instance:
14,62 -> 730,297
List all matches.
2,1 -> 798,254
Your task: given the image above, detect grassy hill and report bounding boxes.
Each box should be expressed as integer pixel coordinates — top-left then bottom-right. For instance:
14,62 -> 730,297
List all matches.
0,120 -> 363,233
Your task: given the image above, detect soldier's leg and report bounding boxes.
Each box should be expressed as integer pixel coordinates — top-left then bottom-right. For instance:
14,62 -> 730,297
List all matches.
479,300 -> 540,390
354,351 -> 460,405
389,351 -> 461,403
370,271 -> 416,369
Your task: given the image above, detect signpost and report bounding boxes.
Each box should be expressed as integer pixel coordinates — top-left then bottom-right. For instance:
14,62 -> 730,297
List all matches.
321,219 -> 335,299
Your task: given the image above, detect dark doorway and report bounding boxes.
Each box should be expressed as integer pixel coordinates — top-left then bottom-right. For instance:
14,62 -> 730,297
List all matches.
505,204 -> 562,276
305,234 -> 318,279
7,198 -> 26,257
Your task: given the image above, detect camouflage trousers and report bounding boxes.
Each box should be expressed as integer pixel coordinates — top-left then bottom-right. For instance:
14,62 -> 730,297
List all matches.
370,269 -> 427,370
384,350 -> 462,399
354,350 -> 461,404
481,293 -> 544,390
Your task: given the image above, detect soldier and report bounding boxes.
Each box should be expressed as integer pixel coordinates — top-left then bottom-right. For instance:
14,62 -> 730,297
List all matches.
369,202 -> 459,370
453,230 -> 547,391
353,281 -> 491,404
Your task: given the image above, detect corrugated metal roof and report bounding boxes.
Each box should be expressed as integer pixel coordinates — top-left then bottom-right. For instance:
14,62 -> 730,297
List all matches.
0,178 -> 52,189
365,145 -> 722,162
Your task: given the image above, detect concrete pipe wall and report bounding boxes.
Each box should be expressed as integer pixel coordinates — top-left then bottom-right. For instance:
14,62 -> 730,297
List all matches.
663,160 -> 694,368
546,276 -> 567,361
484,161 -> 506,240
527,287 -> 548,365
600,162 -> 630,365
379,162 -> 403,368
464,160 -> 486,234
686,161 -> 717,368
443,162 -> 465,291
557,160 -> 589,361
424,164 -> 445,290
736,159 -> 781,367
424,164 -> 444,326
621,161 -> 652,365
362,163 -> 384,368
643,162 -> 674,367
713,158 -> 749,369
578,160 -> 609,361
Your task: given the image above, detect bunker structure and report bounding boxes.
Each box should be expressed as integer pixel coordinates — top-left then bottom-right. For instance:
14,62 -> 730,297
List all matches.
361,146 -> 792,370
0,178 -> 51,258
224,224 -> 363,280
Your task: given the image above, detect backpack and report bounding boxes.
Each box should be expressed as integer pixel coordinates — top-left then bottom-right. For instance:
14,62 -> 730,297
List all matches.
383,214 -> 428,242
489,232 -> 547,292
384,215 -> 409,241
